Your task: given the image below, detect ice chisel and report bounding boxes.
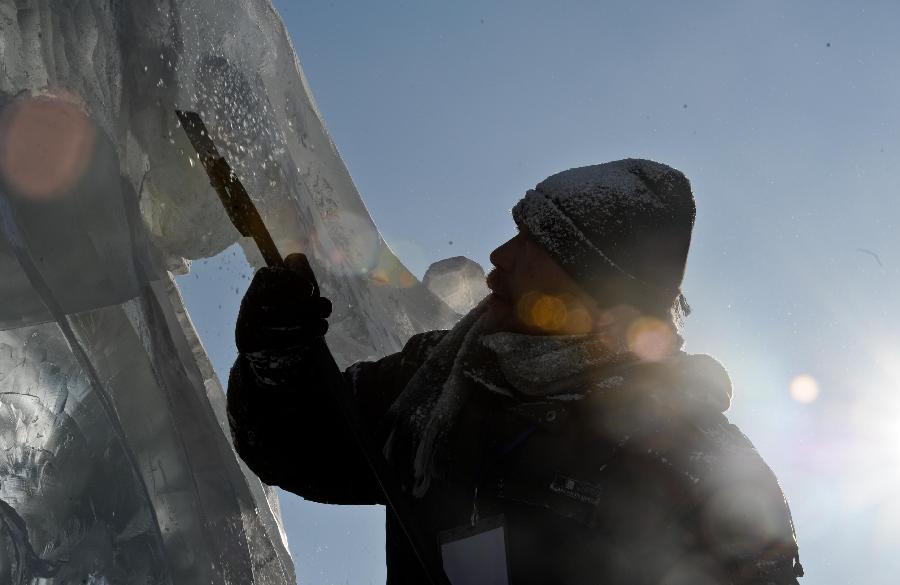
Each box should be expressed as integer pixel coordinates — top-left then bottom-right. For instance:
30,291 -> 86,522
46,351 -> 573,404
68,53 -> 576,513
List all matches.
175,110 -> 452,585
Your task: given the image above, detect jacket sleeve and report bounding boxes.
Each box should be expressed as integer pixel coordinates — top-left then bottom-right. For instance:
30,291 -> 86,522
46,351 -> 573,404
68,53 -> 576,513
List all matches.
555,414 -> 803,584
690,469 -> 803,584
226,331 -> 445,505
680,421 -> 804,585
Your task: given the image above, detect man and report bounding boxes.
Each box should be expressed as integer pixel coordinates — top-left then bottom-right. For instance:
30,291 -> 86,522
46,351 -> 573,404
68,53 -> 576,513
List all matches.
227,159 -> 804,584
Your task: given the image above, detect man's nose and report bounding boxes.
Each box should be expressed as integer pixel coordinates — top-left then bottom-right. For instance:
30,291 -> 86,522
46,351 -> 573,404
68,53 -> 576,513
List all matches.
489,235 -> 516,271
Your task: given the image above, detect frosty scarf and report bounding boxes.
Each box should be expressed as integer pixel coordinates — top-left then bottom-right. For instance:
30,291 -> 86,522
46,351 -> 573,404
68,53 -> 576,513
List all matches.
382,301 -> 628,497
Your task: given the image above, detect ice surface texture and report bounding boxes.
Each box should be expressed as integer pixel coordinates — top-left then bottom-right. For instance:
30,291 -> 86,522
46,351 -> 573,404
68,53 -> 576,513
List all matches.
0,0 -> 456,582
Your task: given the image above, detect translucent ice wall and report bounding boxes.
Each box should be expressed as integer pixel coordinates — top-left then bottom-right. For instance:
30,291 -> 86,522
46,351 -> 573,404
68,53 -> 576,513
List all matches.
0,0 -> 456,583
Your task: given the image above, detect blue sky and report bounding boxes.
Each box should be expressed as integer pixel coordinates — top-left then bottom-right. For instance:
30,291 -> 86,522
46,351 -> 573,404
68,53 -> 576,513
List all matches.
178,1 -> 900,582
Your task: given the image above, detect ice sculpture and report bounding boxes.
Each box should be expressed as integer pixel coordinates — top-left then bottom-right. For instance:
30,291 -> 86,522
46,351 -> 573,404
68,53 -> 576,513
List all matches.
0,0 -> 456,582
423,256 -> 490,316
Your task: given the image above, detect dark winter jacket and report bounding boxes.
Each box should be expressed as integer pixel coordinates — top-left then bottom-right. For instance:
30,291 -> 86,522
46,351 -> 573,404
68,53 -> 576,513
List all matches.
227,331 -> 803,585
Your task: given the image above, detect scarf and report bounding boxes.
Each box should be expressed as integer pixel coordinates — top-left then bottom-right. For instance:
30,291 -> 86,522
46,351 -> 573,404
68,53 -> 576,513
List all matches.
382,301 -> 629,497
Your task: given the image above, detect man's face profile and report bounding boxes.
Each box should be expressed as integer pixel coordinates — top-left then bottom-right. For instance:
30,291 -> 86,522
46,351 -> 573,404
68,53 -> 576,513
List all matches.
485,225 -> 600,335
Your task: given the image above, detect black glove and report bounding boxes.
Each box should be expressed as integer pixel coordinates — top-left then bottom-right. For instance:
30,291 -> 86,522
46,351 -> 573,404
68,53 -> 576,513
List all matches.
235,253 -> 333,355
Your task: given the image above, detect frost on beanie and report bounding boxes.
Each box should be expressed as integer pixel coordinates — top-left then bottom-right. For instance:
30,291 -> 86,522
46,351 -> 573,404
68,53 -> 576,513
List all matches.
511,158 -> 696,316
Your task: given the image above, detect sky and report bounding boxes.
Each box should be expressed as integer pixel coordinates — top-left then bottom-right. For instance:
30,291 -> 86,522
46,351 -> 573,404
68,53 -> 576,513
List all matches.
177,1 -> 900,583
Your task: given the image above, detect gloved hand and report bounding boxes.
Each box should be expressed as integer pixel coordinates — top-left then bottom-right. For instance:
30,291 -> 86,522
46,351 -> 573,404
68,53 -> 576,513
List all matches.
235,253 -> 333,355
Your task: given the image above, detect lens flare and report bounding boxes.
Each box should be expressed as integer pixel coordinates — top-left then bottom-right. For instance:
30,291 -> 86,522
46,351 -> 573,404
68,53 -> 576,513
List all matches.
315,210 -> 381,276
369,244 -> 418,288
789,374 -> 819,404
517,292 -> 567,332
564,303 -> 594,334
626,316 -> 676,361
514,292 -> 598,333
0,94 -> 95,199
531,295 -> 568,330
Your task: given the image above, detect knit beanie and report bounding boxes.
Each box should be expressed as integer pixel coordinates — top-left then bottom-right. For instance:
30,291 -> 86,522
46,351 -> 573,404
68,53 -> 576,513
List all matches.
511,158 -> 696,317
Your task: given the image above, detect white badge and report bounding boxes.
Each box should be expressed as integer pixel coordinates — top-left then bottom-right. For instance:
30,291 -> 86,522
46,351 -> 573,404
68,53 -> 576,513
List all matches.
438,515 -> 510,585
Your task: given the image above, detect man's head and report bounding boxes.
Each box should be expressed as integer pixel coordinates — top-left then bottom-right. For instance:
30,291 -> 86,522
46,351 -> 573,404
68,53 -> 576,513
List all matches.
485,159 -> 696,351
